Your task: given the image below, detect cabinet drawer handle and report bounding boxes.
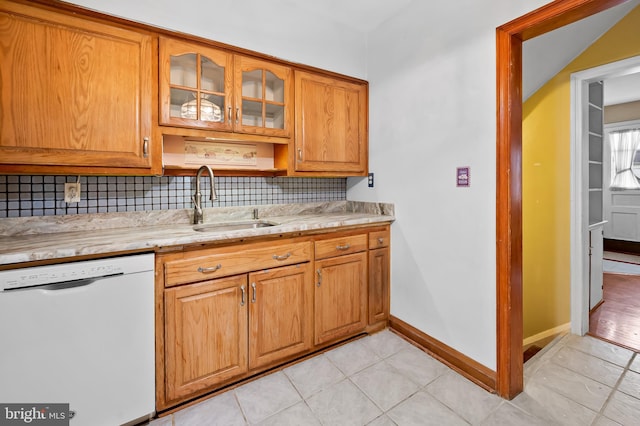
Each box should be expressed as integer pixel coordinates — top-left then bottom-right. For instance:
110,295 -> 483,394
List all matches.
240,284 -> 246,306
197,264 -> 222,273
272,252 -> 291,261
251,282 -> 256,303
316,269 -> 322,287
143,137 -> 149,158
378,238 -> 384,244
336,244 -> 351,251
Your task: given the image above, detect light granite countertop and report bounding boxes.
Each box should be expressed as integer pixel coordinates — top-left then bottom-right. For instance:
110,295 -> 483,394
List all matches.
0,201 -> 394,266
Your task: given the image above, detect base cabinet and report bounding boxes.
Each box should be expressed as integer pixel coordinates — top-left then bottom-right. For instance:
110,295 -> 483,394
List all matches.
249,264 -> 313,369
157,226 -> 390,411
314,233 -> 368,345
369,247 -> 390,325
164,264 -> 313,402
314,252 -> 367,344
164,275 -> 248,401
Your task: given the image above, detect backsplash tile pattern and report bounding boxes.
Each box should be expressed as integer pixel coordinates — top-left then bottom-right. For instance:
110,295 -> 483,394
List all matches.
0,175 -> 346,218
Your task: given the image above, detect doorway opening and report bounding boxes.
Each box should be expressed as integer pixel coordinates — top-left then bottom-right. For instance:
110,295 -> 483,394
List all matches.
570,56 -> 640,336
496,0 -> 631,399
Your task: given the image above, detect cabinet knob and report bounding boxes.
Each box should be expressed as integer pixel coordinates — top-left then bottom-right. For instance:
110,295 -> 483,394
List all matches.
378,237 -> 384,244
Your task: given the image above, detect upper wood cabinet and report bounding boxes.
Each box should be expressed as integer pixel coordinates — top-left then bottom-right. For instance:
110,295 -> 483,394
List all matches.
0,1 -> 156,175
294,70 -> 368,176
159,37 -> 292,139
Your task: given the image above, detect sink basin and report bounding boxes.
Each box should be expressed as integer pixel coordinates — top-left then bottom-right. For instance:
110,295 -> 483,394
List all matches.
192,220 -> 278,232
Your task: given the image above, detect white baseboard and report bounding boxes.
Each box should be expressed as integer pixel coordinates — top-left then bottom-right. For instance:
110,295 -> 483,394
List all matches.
523,322 -> 571,347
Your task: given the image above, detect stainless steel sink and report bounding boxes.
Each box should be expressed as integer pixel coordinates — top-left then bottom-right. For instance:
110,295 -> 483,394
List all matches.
192,220 -> 278,232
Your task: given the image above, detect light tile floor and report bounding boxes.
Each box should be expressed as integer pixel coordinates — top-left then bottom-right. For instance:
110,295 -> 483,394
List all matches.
149,330 -> 640,425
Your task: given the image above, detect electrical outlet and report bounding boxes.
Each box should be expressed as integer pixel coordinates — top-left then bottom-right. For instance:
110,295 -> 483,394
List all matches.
368,173 -> 374,188
64,182 -> 81,203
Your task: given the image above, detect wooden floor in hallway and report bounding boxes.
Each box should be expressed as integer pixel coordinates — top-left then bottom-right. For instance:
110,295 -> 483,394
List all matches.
589,272 -> 640,353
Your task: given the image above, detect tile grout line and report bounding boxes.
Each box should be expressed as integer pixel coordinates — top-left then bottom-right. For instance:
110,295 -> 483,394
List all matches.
591,351 -> 636,425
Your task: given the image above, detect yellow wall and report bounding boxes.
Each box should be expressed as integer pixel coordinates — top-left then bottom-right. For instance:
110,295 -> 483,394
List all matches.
522,5 -> 640,339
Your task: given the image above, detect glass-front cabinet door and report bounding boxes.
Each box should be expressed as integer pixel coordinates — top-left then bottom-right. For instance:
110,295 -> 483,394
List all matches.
159,37 -> 233,131
160,39 -> 292,138
234,56 -> 292,137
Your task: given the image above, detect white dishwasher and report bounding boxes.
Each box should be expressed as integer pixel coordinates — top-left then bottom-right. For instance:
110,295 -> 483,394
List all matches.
0,253 -> 155,426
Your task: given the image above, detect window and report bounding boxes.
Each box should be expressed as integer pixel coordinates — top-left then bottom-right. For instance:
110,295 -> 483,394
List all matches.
609,128 -> 640,190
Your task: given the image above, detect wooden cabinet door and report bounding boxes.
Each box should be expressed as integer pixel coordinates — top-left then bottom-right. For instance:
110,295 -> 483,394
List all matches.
294,70 -> 368,175
164,275 -> 248,401
0,2 -> 153,171
369,247 -> 390,325
314,252 -> 367,344
248,263 -> 312,369
234,56 -> 292,138
159,37 -> 234,131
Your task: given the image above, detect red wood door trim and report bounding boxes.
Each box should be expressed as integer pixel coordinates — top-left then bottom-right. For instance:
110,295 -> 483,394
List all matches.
496,0 -> 629,399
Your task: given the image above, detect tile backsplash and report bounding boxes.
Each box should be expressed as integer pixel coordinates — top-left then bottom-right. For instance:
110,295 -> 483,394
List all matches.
0,175 -> 346,218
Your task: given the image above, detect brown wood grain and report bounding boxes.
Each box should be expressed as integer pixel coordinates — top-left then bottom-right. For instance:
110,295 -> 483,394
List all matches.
249,263 -> 313,368
155,225 -> 390,410
390,316 -> 497,392
164,275 -> 249,401
314,233 -> 368,260
294,70 -> 368,175
0,1 -> 154,172
495,0 -> 627,399
164,240 -> 312,287
314,251 -> 368,345
368,246 -> 390,325
589,272 -> 640,352
234,55 -> 293,138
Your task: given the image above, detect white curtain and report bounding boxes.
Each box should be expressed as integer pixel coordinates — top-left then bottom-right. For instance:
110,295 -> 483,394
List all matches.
610,129 -> 640,190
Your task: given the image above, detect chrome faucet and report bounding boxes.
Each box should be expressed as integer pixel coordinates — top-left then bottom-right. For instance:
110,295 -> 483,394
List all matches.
192,165 -> 216,224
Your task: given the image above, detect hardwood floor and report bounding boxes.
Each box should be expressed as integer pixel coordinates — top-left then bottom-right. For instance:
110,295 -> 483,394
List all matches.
588,272 -> 640,353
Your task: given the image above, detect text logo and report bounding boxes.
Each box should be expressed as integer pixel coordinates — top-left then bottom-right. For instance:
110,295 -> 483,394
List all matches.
1,404 -> 71,426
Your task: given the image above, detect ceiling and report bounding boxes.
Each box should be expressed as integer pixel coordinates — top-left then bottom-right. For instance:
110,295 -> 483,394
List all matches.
523,0 -> 640,103
291,0 -> 639,105
605,72 -> 640,106
289,0 -> 414,32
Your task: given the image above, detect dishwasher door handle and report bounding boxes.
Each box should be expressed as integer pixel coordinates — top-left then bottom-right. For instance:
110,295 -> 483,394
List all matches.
3,274 -> 123,292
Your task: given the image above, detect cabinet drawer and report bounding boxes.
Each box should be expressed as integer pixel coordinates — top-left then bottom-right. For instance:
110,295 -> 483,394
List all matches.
369,230 -> 390,249
164,241 -> 312,286
314,234 -> 367,260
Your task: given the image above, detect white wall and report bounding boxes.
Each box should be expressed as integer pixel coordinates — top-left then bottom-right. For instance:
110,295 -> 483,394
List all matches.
67,0 -> 552,371
348,0 -> 548,369
65,0 -> 367,78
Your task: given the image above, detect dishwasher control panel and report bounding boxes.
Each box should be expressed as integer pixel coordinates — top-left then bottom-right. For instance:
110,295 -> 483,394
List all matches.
0,254 -> 153,291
